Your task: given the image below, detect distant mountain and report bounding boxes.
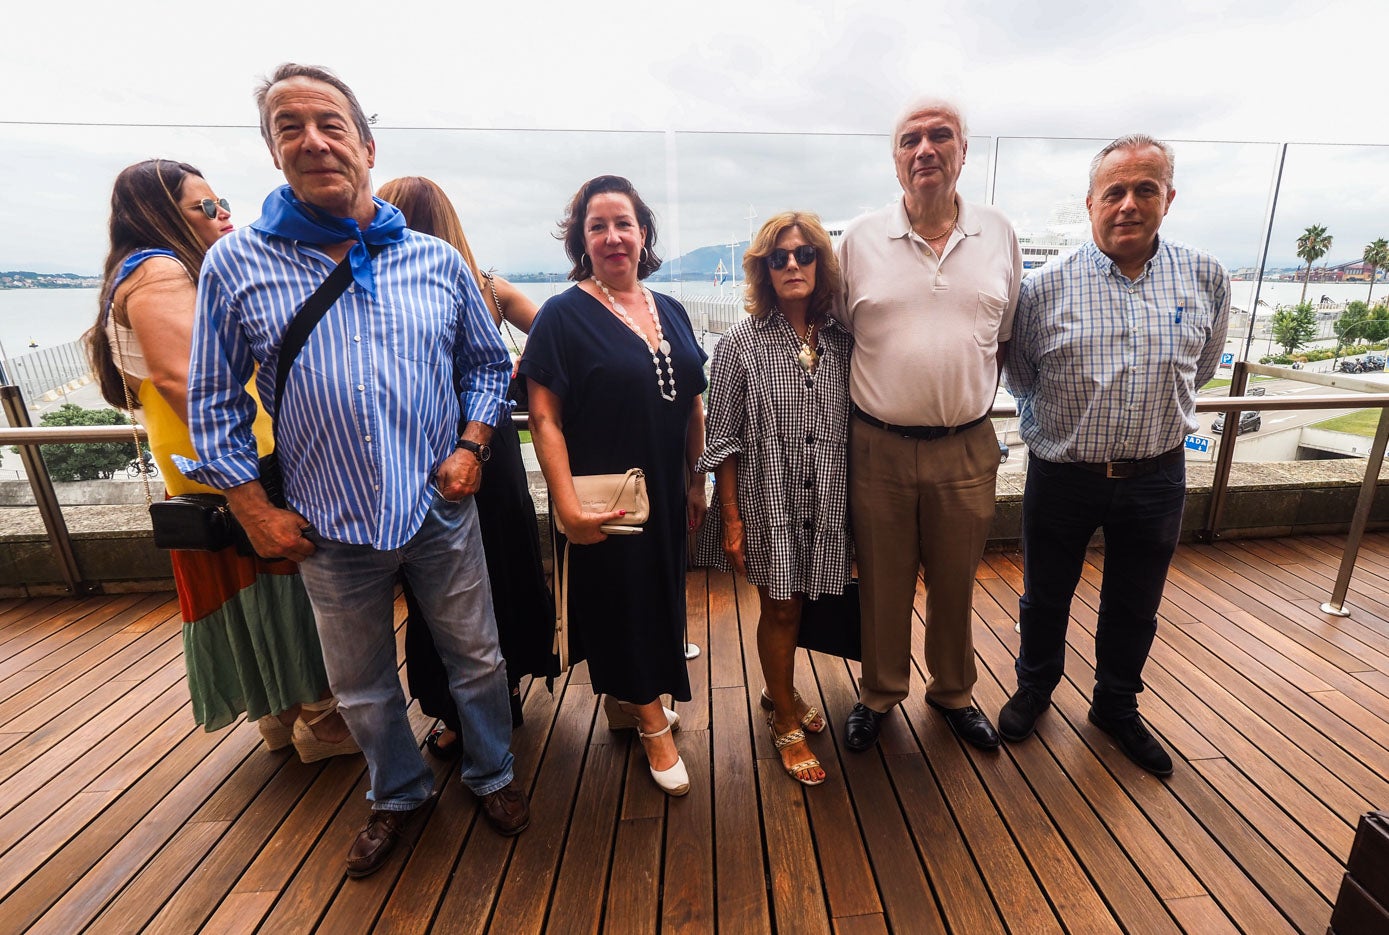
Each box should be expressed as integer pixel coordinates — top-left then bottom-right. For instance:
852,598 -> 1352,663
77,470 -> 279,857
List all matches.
651,242 -> 747,282
504,241 -> 751,284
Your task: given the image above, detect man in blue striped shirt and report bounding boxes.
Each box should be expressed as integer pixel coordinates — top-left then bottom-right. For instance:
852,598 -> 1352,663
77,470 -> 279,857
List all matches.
999,134 -> 1230,777
181,63 -> 528,875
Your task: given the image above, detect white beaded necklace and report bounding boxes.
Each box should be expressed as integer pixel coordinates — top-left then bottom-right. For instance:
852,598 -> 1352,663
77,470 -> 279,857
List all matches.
594,277 -> 677,401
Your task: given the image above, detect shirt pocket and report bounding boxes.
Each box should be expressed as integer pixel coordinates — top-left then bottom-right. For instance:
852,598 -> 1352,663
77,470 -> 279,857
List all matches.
974,291 -> 1008,347
387,297 -> 454,364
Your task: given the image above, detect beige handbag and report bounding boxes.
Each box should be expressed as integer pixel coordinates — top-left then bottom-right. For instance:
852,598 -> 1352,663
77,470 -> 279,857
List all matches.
551,468 -> 650,670
554,469 -> 649,536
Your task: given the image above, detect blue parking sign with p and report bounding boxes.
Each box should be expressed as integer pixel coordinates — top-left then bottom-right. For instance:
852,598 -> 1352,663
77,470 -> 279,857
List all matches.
1220,353 -> 1234,368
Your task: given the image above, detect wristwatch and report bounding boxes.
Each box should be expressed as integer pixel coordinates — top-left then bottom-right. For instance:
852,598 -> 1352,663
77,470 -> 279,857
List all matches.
457,438 -> 491,463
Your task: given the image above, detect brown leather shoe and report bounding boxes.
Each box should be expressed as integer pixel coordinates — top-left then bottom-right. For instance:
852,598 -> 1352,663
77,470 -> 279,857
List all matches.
346,804 -> 421,878
480,779 -> 530,836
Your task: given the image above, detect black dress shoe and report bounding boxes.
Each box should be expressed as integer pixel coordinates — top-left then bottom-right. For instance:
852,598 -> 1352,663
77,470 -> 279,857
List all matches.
998,687 -> 1051,743
1088,708 -> 1173,777
844,702 -> 888,752
927,698 -> 1001,751
346,801 -> 426,878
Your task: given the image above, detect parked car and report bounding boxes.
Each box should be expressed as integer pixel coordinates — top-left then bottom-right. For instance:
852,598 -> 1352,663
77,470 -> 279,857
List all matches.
1212,410 -> 1262,435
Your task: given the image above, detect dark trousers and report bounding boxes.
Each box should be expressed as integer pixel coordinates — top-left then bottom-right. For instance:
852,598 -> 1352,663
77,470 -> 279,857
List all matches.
1016,455 -> 1186,721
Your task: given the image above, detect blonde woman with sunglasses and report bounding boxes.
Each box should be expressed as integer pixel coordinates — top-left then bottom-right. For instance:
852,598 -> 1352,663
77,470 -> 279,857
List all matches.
694,211 -> 853,786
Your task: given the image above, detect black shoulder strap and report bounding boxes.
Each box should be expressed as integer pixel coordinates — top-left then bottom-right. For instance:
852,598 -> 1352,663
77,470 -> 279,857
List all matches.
272,242 -> 386,415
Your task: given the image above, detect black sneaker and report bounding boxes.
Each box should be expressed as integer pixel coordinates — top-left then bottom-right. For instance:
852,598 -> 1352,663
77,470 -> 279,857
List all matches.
1087,708 -> 1173,777
998,688 -> 1051,743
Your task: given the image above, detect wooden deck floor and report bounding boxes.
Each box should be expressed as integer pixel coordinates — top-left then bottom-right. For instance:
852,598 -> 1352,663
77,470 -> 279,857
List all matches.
1,533 -> 1387,933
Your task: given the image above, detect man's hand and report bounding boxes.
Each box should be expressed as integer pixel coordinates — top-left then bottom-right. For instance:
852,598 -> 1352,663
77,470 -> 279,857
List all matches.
436,448 -> 482,501
224,481 -> 315,562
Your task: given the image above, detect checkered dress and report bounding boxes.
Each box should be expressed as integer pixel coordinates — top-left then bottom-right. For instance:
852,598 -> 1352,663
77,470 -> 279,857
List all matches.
694,311 -> 853,600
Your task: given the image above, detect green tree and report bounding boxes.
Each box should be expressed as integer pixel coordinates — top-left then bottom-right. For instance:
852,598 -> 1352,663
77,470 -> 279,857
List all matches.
1364,238 -> 1388,305
1334,300 -> 1370,359
1365,303 -> 1389,343
1270,301 -> 1319,355
8,404 -> 134,482
1296,223 -> 1333,305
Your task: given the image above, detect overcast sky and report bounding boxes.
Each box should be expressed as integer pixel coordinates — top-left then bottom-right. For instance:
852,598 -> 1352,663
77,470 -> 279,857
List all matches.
4,0 -> 1388,274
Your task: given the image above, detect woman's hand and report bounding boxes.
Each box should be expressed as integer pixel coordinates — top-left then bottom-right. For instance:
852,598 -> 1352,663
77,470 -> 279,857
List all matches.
721,513 -> 747,576
560,507 -> 628,545
687,474 -> 707,531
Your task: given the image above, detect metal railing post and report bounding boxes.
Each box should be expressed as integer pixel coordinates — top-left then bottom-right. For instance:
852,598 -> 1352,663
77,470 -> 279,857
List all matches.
1199,361 -> 1248,542
1320,407 -> 1389,617
1,385 -> 94,595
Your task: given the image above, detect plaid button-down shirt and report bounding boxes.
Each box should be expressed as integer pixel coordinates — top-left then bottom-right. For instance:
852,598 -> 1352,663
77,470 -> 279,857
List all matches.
1004,238 -> 1229,463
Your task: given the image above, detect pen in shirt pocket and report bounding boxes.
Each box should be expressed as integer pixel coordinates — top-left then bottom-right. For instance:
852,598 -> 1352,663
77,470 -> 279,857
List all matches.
1175,302 -> 1184,324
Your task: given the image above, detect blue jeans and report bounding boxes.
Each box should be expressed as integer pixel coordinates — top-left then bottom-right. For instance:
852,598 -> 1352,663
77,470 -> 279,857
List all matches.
298,493 -> 514,809
1016,455 -> 1186,721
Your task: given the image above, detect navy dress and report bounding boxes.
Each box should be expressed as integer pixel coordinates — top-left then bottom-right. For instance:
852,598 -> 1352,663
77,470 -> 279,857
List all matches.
519,285 -> 707,705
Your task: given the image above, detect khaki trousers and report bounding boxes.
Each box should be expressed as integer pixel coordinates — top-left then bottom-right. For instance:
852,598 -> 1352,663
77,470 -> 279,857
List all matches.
849,416 -> 998,711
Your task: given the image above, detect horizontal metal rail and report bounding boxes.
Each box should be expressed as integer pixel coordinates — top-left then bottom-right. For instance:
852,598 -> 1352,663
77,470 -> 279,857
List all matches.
7,385 -> 1389,613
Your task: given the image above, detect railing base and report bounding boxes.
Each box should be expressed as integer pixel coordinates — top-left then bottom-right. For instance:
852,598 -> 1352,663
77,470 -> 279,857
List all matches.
1319,601 -> 1353,618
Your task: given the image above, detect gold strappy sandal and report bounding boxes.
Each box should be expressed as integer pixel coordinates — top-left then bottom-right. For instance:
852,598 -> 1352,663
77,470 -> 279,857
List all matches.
767,712 -> 825,787
760,688 -> 826,734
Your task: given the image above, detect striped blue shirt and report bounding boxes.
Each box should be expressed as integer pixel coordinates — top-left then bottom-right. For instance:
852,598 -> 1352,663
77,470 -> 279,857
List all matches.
179,226 -> 510,550
1004,238 -> 1229,463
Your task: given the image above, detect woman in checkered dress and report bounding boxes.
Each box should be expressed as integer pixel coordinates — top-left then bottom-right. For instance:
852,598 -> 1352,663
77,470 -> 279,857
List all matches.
695,212 -> 853,786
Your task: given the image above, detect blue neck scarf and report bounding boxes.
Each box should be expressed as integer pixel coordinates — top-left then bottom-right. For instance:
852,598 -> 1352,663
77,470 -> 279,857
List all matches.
250,184 -> 406,295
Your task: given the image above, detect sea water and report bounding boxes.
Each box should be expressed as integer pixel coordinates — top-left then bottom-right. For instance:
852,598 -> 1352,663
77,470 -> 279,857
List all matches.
3,277 -> 1384,361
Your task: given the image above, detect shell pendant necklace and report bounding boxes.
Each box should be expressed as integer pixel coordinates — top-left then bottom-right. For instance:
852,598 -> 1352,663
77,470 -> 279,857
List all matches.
594,277 -> 677,401
784,310 -> 818,372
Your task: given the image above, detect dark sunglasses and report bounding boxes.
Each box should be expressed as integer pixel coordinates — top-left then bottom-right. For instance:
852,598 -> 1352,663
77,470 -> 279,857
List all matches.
193,198 -> 230,219
766,245 -> 817,270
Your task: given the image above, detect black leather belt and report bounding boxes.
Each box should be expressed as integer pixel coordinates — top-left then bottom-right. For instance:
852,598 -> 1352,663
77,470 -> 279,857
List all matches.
1053,446 -> 1185,479
852,404 -> 989,441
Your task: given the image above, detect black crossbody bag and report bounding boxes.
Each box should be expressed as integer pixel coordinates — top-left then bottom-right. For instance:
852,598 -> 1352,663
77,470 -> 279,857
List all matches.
148,245 -> 383,554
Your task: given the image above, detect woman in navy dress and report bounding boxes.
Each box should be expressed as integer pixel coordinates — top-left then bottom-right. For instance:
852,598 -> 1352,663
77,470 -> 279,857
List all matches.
521,175 -> 707,796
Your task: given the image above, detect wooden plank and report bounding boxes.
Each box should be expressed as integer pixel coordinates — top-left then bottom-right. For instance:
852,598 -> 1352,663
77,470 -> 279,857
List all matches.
1163,895 -> 1241,935
973,574 -> 1205,903
604,816 -> 662,933
662,729 -> 714,933
707,569 -> 745,691
833,912 -> 890,935
681,570 -> 710,732
85,818 -> 230,935
142,751 -> 322,935
431,671 -> 569,933
546,739 -> 626,933
257,705 -> 432,934
488,679 -> 598,932
816,656 -> 948,935
711,685 -> 770,933
13,720 -> 255,933
756,736 -> 831,932
0,677 -> 193,868
797,660 -> 884,923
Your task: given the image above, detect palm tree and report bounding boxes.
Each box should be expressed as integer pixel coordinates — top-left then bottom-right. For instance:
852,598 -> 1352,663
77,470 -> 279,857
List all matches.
1297,224 -> 1333,305
1364,238 -> 1388,305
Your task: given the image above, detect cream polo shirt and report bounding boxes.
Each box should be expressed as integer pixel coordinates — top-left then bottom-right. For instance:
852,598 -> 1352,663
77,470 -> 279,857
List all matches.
837,196 -> 1022,428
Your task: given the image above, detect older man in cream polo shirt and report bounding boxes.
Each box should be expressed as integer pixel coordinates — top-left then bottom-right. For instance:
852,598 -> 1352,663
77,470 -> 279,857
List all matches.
837,96 -> 1021,753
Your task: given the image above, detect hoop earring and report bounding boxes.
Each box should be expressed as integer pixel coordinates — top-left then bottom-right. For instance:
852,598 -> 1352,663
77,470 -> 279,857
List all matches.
581,253 -> 591,270
639,246 -> 649,265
